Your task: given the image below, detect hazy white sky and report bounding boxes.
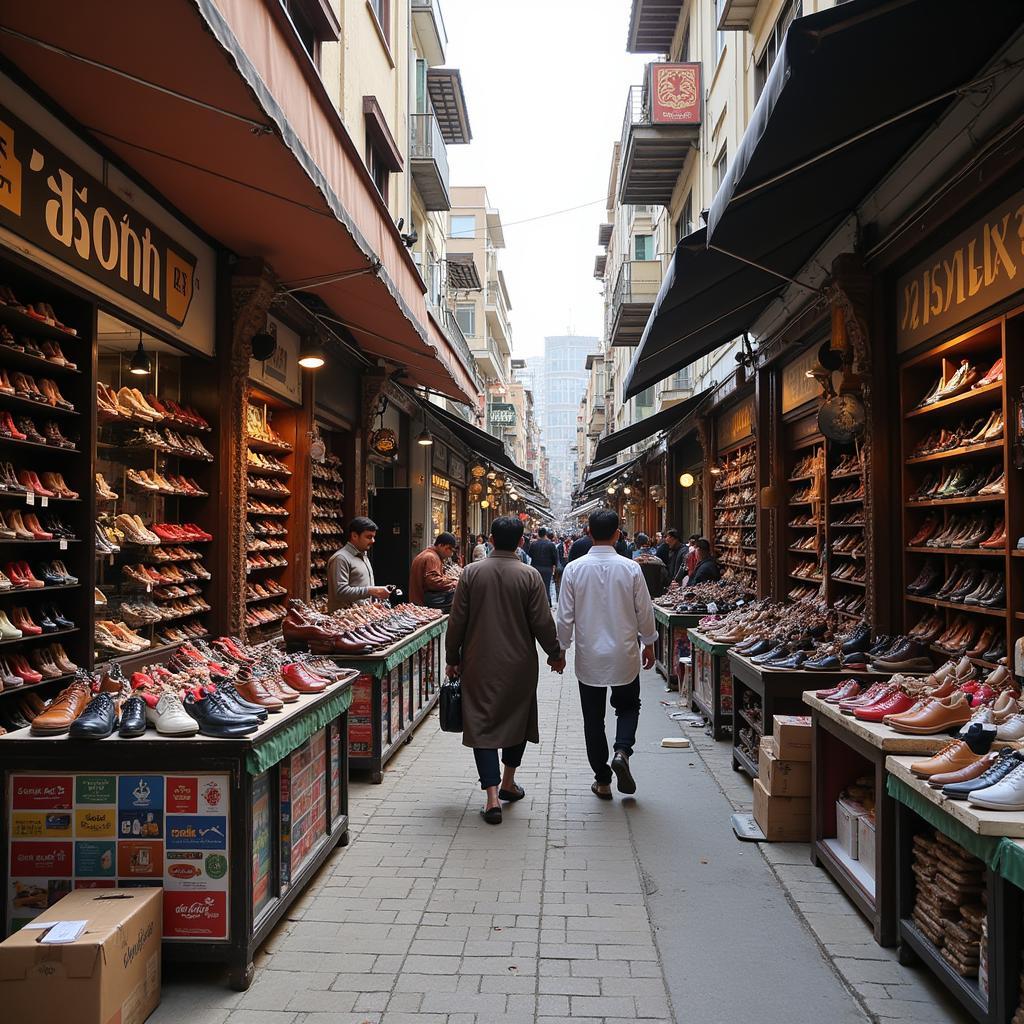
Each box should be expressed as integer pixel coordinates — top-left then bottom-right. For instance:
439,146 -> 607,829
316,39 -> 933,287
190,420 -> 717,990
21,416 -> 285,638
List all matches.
444,1 -> 649,357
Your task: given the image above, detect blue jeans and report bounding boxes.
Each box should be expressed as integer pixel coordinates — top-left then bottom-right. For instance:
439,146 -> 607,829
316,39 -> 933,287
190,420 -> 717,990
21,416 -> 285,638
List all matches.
578,678 -> 641,785
473,740 -> 527,789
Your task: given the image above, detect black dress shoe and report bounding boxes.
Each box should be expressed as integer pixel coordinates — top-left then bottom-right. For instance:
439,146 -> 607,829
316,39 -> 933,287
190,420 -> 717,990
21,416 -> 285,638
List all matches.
118,695 -> 148,738
183,694 -> 258,737
867,635 -> 894,656
752,644 -> 789,665
38,611 -> 57,633
37,564 -> 64,586
743,639 -> 774,657
841,624 -> 871,654
611,751 -> 637,794
69,693 -> 118,739
981,580 -> 1006,608
841,652 -> 869,668
209,685 -> 268,721
805,654 -> 841,670
943,749 -> 1021,799
481,806 -> 503,824
498,784 -> 526,802
769,651 -> 807,669
48,606 -> 73,629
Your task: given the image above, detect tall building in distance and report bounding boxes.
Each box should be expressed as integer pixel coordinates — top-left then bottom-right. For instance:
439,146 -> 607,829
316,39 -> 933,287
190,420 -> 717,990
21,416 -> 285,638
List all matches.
537,335 -> 596,508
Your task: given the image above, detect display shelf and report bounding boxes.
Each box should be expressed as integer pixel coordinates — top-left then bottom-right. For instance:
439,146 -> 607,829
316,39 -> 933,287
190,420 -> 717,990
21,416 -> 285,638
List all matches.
736,706 -> 763,734
246,464 -> 292,478
906,439 -> 1003,464
0,303 -> 84,343
0,583 -> 80,597
831,577 -> 866,587
906,546 -> 1004,556
898,921 -> 987,1021
245,434 -> 294,454
0,625 -> 77,647
0,670 -> 76,700
733,744 -> 758,778
905,495 -> 1005,507
905,593 -> 1006,616
0,435 -> 78,455
247,486 -> 291,499
0,492 -> 81,503
0,392 -> 81,417
820,837 -> 876,901
904,379 -> 1002,418
0,538 -> 80,545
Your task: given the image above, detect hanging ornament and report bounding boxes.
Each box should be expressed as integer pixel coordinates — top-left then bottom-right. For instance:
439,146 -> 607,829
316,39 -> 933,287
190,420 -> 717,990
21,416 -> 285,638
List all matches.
369,396 -> 399,457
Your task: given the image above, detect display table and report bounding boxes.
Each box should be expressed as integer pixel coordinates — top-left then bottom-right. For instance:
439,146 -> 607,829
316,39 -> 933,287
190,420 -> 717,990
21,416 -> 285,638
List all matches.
728,653 -> 892,779
0,680 -> 353,991
331,617 -> 446,783
886,754 -> 1021,1022
653,607 -> 702,688
804,693 -> 949,947
687,629 -> 733,740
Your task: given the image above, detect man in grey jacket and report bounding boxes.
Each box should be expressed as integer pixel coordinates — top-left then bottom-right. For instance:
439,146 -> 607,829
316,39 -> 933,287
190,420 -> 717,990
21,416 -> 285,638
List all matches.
328,516 -> 394,610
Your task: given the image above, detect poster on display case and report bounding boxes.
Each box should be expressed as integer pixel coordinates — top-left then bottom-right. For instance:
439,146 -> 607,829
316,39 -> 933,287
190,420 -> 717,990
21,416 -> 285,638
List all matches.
252,771 -> 271,917
348,674 -> 373,756
5,771 -> 230,940
284,732 -> 327,879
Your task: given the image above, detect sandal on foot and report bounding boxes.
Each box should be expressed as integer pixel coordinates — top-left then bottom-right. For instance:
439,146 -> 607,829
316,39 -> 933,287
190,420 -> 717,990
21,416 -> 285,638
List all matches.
591,782 -> 613,800
480,806 -> 502,825
498,784 -> 525,802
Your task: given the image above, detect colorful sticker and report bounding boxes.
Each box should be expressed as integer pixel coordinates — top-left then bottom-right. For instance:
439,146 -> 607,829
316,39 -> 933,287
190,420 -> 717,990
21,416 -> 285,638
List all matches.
166,778 -> 198,815
10,812 -> 72,839
12,776 -> 72,810
74,841 -> 115,877
75,808 -> 116,838
75,776 -> 116,805
117,841 -> 164,879
165,816 -> 227,851
163,891 -> 228,940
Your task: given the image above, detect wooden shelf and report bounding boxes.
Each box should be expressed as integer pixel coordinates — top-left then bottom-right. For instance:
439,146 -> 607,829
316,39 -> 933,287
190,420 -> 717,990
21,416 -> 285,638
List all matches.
788,546 -> 819,555
0,435 -> 78,456
906,594 -> 1006,617
0,625 -> 77,647
246,435 -> 293,454
0,392 -> 80,418
0,670 -> 76,700
0,304 -> 84,343
789,572 -> 824,583
905,495 -> 1004,508
906,438 -> 1003,464
906,546 -> 1004,557
904,379 -> 1003,419
831,576 -> 866,587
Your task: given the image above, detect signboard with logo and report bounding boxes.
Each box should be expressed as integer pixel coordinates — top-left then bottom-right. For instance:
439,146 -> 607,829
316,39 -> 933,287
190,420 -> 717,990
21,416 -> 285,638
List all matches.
5,772 -> 230,941
897,187 -> 1024,352
489,402 -> 516,427
782,346 -> 823,414
648,63 -> 702,125
249,314 -> 302,404
717,396 -> 754,451
0,79 -> 215,356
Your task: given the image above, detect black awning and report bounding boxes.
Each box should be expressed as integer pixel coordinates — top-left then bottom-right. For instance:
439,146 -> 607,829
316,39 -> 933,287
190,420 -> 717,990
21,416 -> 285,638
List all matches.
420,401 -> 536,489
583,453 -> 643,491
622,229 -> 784,399
707,0 -> 1024,280
594,388 -> 710,461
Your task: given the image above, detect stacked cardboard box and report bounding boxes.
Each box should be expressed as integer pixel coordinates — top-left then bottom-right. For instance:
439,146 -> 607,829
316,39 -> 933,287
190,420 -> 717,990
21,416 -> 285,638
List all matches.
753,715 -> 811,841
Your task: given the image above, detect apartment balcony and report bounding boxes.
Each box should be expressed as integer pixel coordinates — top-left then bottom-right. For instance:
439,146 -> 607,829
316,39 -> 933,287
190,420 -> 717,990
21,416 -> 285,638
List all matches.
594,254 -> 607,280
587,400 -> 606,439
717,0 -> 758,30
468,331 -> 508,384
598,223 -> 613,247
609,260 -> 663,347
410,112 -> 451,211
438,305 -> 484,394
627,0 -> 685,53
412,0 -> 447,66
485,278 -> 511,348
618,64 -> 701,205
657,368 -> 693,408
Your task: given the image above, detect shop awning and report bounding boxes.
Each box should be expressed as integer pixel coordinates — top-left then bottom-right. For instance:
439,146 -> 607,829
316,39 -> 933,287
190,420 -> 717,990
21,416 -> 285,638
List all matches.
568,498 -> 603,520
0,1 -> 478,403
420,400 -> 536,489
707,0 -> 1024,288
623,229 -> 785,398
594,387 -> 709,461
583,453 -> 644,491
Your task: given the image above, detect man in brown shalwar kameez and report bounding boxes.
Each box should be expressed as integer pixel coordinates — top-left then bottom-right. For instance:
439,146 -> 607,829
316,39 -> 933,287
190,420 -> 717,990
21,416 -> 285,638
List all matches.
445,516 -> 564,825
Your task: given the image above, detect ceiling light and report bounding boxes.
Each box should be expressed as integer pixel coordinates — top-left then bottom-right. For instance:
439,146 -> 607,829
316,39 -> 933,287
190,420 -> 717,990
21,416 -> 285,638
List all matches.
129,337 -> 152,376
416,429 -> 433,446
298,342 -> 326,369
679,472 -> 695,488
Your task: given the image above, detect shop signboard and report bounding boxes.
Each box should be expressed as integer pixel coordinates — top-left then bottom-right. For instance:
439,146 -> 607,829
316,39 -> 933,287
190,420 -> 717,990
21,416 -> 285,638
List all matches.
249,314 -> 302,404
782,346 -> 824,414
431,440 -> 448,473
897,185 -> 1024,351
5,771 -> 230,940
448,455 -> 466,484
648,63 -> 703,125
0,79 -> 216,356
488,402 -> 516,427
717,397 -> 754,451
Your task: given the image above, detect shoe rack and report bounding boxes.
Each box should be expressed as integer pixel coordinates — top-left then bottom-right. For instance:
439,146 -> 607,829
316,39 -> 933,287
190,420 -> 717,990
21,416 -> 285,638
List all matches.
0,257 -> 92,711
711,440 -> 757,592
784,418 -> 826,601
900,316 -> 1010,673
826,440 -> 868,619
94,337 -> 217,663
245,389 -> 299,639
309,425 -> 346,609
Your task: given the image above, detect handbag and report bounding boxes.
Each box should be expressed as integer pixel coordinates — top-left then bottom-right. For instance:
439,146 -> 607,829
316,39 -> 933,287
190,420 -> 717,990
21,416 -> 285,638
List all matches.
438,674 -> 463,732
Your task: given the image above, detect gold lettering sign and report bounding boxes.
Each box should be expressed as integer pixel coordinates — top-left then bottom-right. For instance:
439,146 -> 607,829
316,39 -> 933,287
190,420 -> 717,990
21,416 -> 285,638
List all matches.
431,473 -> 450,491
897,187 -> 1024,351
0,104 -> 196,327
782,347 -> 823,414
717,397 -> 753,451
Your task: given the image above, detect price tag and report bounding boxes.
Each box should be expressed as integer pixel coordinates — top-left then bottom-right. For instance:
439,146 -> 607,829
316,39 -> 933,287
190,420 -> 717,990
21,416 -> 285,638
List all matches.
736,599 -> 745,607
59,539 -> 67,550
40,496 -> 48,508
707,602 -> 719,614
24,491 -> 34,506
145,582 -> 152,592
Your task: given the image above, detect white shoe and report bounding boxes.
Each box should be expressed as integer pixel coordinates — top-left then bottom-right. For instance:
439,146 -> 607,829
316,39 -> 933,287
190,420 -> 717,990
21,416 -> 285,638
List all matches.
146,692 -> 199,736
997,713 -> 1024,742
968,762 -> 1024,810
0,611 -> 22,639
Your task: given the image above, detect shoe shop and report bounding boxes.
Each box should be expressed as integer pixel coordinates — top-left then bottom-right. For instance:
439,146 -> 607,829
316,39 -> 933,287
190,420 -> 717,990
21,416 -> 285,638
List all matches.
0,3 -> 530,996
579,5 -> 1024,1018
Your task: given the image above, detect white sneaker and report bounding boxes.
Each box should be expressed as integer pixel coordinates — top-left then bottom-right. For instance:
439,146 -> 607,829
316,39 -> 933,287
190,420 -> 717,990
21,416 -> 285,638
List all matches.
146,691 -> 199,736
968,762 -> 1024,810
997,713 -> 1024,742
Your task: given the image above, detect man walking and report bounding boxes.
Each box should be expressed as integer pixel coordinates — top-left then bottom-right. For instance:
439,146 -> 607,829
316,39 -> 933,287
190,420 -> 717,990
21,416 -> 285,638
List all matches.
567,525 -> 593,563
527,527 -> 558,605
556,508 -> 657,798
446,516 -> 564,824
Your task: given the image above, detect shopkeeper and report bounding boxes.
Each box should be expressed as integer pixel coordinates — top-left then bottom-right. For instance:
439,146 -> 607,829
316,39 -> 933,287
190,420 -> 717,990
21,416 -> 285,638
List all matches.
328,516 -> 394,610
409,532 -> 459,611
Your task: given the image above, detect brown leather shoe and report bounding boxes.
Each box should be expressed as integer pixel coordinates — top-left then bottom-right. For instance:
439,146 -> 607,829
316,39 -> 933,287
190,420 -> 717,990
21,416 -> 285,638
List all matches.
889,693 -> 973,735
927,750 -> 1000,788
235,677 -> 284,712
910,740 -> 980,777
30,680 -> 92,734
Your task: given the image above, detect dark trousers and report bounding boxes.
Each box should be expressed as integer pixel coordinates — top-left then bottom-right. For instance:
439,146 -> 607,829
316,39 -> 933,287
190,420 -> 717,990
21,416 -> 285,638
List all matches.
578,678 -> 642,785
473,740 -> 527,790
537,567 -> 554,605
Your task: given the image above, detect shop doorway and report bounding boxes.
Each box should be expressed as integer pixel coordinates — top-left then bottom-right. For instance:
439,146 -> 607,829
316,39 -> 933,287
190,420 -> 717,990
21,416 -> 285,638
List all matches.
369,487 -> 412,595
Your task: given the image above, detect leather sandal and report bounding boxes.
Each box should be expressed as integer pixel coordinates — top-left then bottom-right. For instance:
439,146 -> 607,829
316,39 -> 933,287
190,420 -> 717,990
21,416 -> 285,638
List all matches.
480,806 -> 502,825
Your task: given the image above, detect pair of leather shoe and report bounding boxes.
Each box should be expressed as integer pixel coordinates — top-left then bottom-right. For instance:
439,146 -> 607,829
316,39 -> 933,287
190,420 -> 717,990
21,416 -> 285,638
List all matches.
30,676 -> 92,734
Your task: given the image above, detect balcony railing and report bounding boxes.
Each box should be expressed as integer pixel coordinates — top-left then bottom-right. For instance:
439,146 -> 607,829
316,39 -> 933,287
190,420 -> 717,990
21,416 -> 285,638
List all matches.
410,112 -> 451,211
609,260 -> 662,347
411,0 -> 448,65
439,304 -> 484,394
468,331 -> 508,384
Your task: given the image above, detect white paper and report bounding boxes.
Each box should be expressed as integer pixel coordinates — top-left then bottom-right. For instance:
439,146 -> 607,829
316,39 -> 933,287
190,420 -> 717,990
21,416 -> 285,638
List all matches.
21,922 -> 52,930
40,496 -> 48,508
39,920 -> 88,943
24,492 -> 34,506
59,539 -> 68,550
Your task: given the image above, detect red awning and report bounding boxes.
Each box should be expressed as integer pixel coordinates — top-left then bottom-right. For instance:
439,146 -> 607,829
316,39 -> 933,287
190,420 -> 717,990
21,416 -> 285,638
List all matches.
0,0 -> 478,402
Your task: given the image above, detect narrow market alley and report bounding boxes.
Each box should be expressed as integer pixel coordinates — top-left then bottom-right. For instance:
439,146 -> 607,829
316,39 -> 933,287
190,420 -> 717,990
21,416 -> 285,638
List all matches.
152,650 -> 965,1024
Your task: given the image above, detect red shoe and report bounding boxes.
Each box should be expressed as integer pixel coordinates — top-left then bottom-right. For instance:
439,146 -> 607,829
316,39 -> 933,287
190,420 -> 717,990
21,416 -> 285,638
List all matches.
5,562 -> 27,588
16,562 -> 45,589
183,524 -> 212,541
281,663 -> 328,694
10,654 -> 42,684
855,690 -> 916,722
823,680 -> 861,704
2,411 -> 26,440
838,682 -> 892,712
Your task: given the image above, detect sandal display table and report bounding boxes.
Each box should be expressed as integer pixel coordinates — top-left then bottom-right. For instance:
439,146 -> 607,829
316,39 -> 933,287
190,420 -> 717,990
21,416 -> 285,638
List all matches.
0,680 -> 353,991
653,607 -> 702,688
728,653 -> 892,780
687,629 -> 733,740
330,617 -> 446,783
886,755 -> 1024,1023
804,693 -> 949,947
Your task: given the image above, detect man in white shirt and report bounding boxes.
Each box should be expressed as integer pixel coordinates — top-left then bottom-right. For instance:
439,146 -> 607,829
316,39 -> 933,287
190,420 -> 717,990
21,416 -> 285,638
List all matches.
556,508 -> 658,798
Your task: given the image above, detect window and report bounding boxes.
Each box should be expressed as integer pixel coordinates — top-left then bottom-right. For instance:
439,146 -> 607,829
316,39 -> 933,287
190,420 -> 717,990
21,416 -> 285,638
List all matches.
366,146 -> 390,202
455,303 -> 476,338
362,96 -> 402,205
675,193 -> 693,244
755,0 -> 802,98
450,215 -> 476,240
368,0 -> 390,43
634,234 -> 654,261
714,148 -> 728,193
279,0 -> 341,70
715,0 -> 727,61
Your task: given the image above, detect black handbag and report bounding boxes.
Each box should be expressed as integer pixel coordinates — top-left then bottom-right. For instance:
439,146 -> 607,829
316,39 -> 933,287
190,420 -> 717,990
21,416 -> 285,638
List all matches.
438,674 -> 463,732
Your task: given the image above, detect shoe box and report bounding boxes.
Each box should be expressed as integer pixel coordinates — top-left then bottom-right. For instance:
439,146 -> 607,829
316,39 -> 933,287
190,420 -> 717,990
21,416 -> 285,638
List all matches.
0,887 -> 161,1024
772,715 -> 811,761
753,777 -> 811,842
758,735 -> 810,796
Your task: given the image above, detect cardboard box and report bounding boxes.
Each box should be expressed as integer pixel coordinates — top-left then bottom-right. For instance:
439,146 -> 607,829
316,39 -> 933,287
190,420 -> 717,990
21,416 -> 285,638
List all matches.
773,715 -> 812,761
753,779 -> 810,842
858,814 -> 877,879
0,887 -> 161,1024
759,735 -> 776,760
836,798 -> 868,860
759,746 -> 811,797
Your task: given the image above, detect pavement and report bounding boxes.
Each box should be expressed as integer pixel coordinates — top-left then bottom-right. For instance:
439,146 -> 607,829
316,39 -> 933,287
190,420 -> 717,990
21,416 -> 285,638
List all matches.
151,650 -> 972,1024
